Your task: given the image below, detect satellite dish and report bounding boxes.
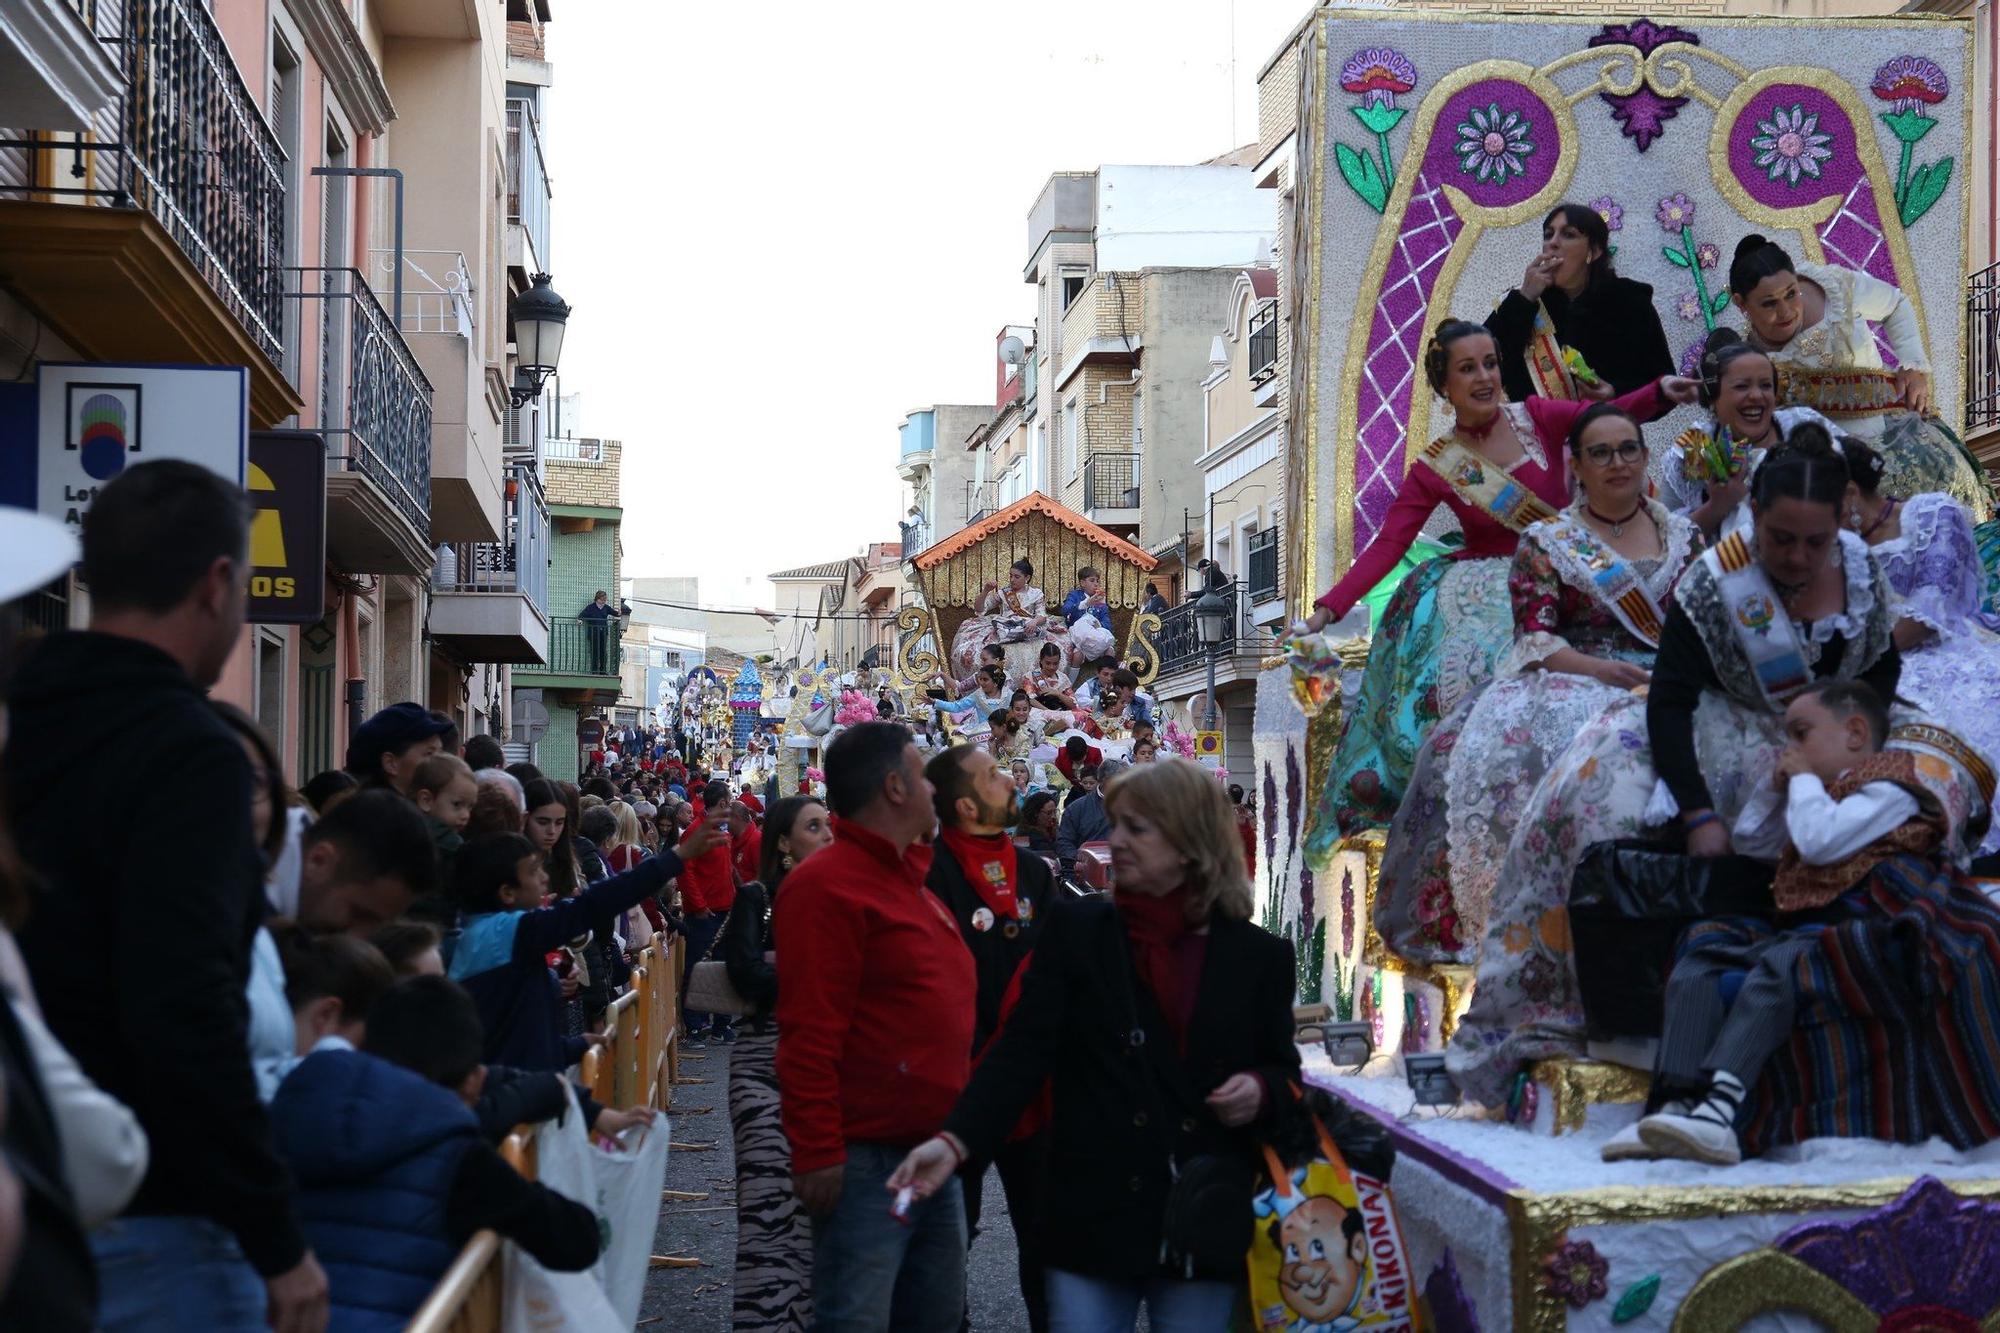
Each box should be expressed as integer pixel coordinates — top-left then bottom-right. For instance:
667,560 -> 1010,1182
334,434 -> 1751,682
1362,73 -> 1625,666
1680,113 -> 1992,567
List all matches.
998,336 -> 1027,367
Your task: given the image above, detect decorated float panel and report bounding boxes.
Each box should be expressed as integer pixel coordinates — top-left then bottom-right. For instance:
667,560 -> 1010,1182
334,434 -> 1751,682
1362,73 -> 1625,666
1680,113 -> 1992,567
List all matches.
894,492 -> 1164,687
1252,11 -> 1986,1330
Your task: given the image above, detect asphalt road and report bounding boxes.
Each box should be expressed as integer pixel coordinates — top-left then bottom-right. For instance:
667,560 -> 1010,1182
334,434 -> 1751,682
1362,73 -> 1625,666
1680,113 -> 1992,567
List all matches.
639,1044 -> 1033,1331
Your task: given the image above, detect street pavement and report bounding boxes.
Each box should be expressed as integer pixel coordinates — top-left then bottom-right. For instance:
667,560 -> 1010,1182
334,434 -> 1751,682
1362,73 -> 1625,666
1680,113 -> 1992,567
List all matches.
639,1043 -> 1033,1331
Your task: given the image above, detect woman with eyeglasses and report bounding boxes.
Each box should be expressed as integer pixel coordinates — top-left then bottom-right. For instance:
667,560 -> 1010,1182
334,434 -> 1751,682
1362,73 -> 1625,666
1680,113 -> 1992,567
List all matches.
1375,403 -> 1704,969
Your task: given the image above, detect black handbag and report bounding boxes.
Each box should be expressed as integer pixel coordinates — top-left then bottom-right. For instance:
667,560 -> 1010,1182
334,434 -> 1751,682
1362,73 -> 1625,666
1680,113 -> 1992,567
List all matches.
1111,917 -> 1256,1278
1568,839 -> 1775,1038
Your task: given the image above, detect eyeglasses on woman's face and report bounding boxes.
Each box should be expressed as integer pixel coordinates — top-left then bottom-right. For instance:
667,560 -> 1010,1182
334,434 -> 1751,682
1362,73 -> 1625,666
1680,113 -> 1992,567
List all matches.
1581,439 -> 1645,467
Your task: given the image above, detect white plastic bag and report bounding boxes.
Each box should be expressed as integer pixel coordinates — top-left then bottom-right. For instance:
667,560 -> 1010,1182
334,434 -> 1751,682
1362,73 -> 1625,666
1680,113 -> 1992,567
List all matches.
502,1084 -> 672,1331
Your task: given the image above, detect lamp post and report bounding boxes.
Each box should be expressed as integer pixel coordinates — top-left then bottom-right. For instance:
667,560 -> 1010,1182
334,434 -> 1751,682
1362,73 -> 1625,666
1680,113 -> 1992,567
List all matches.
1193,585 -> 1230,731
509,272 -> 571,408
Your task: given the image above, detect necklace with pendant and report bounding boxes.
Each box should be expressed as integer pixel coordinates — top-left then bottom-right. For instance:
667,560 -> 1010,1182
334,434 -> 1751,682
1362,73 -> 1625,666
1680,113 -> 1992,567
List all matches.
1586,501 -> 1644,538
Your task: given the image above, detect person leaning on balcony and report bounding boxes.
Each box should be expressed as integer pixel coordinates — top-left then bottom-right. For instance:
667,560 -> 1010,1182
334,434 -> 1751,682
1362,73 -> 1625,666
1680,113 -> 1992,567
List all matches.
578,590 -> 629,675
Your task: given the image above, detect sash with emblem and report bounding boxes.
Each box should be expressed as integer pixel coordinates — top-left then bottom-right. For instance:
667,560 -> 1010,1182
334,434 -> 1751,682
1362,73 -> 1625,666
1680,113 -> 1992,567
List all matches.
1420,433 -> 1560,534
1705,530 -> 1810,708
1525,300 -> 1582,401
1530,507 -> 1669,647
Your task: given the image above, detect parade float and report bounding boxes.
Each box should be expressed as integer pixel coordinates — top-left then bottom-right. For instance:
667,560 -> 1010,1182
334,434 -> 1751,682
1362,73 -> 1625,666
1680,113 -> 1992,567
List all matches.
892,492 -> 1164,692
1255,8 -> 1993,1329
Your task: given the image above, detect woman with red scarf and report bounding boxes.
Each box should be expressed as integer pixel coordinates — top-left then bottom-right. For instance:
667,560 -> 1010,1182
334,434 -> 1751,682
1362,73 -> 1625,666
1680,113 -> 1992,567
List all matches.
890,760 -> 1299,1330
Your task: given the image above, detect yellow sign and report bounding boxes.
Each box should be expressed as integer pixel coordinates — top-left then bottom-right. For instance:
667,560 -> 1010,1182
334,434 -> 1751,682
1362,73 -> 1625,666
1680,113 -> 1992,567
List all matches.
1195,730 -> 1223,757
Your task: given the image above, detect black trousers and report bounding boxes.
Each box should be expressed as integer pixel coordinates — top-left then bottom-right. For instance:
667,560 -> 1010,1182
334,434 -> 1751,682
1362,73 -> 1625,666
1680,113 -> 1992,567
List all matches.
963,1131 -> 1050,1333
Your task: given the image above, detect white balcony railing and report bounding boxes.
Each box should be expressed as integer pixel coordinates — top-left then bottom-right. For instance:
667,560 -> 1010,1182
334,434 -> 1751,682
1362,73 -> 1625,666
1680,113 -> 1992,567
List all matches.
372,249 -> 475,338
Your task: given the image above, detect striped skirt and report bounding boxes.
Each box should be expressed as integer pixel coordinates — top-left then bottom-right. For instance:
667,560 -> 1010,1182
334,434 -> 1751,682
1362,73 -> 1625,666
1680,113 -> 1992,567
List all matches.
1685,854 -> 2000,1155
729,1023 -> 812,1331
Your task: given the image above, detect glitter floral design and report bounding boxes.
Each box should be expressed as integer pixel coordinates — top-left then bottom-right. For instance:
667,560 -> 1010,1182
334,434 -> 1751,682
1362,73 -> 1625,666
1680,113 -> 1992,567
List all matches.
1871,56 -> 1954,227
1679,337 -> 1706,378
1335,48 -> 1417,214
1750,104 -> 1834,186
1454,103 -> 1535,184
1542,1239 -> 1611,1310
1675,291 -> 1703,322
1589,196 -> 1623,232
1340,866 -> 1357,959
1587,19 -> 1701,151
1657,195 -> 1728,330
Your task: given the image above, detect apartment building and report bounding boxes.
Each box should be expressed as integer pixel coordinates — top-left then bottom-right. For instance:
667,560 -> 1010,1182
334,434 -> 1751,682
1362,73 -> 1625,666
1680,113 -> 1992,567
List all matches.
0,0 -> 565,782
898,400 -> 993,557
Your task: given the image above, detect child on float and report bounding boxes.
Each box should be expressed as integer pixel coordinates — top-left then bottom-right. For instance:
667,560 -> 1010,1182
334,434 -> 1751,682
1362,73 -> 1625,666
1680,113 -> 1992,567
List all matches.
1622,681 -> 1946,1165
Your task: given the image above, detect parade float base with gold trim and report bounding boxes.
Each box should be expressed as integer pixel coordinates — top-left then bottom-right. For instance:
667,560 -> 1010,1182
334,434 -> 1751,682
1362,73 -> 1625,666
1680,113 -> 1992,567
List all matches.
1302,1040 -> 2000,1333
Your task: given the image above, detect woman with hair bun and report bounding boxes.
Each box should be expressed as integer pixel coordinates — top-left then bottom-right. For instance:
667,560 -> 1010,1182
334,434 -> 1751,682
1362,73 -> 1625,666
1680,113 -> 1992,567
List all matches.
1727,235 -> 1988,519
1486,201 -> 1676,404
1661,327 -> 1843,540
1297,319 -> 1696,843
1840,446 -> 2000,854
1451,427 -> 1906,1107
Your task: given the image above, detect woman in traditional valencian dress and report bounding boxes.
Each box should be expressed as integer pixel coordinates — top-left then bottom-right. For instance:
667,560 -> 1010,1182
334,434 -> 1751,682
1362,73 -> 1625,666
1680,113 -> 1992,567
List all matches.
949,557 -> 1078,682
1485,202 -> 1676,406
1659,330 -> 1840,541
1841,442 -> 2000,854
1374,403 -> 1703,966
1449,431 -> 1901,1107
1297,320 -> 1697,853
1728,235 -> 1989,520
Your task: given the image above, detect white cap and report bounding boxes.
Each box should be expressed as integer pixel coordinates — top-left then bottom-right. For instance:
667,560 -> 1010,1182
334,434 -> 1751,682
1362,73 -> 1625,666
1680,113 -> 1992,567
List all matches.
0,508 -> 78,603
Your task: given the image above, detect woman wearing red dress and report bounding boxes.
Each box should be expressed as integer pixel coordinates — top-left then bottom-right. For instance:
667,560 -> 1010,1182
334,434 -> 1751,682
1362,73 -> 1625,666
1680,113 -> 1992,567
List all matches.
1298,319 -> 1697,858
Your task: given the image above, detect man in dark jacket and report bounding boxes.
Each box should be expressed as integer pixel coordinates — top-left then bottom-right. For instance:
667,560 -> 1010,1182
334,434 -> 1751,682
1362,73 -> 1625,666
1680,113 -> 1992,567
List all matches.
7,461 -> 328,1332
924,745 -> 1051,1333
1056,760 -> 1124,869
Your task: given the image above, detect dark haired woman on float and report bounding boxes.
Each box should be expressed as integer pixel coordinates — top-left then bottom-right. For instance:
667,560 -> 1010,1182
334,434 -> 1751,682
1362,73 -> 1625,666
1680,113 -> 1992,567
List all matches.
1834,440 -> 2000,857
948,556 -> 1088,685
1451,429 -> 1908,1108
1296,320 -> 1698,849
1485,202 -> 1676,403
1660,328 -> 1843,541
1727,235 -> 1988,520
1375,403 -> 1705,970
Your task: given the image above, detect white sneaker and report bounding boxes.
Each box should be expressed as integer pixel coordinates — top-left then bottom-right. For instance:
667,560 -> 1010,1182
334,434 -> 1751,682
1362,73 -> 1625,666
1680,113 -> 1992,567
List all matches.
1599,1121 -> 1657,1162
1637,1110 -> 1742,1165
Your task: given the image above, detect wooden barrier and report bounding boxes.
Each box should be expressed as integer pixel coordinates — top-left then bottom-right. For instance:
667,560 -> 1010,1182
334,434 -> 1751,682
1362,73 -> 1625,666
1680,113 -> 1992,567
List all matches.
411,935 -> 681,1331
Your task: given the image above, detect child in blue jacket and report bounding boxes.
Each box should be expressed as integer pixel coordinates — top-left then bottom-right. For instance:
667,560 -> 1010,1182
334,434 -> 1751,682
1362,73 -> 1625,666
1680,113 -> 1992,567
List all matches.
448,817 -> 723,1070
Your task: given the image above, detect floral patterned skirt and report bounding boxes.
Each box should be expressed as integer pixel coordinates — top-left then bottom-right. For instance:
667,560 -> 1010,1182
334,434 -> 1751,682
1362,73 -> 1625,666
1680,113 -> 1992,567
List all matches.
1306,555 -> 1514,867
1872,409 -> 1991,525
1374,668 -> 1644,968
1897,631 -> 2000,857
1975,515 -> 2000,620
1445,691 -> 1784,1108
950,615 -> 1079,680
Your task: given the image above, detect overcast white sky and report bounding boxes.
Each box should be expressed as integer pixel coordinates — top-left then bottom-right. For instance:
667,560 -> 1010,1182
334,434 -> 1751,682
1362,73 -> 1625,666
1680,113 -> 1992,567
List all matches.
545,0 -> 1307,612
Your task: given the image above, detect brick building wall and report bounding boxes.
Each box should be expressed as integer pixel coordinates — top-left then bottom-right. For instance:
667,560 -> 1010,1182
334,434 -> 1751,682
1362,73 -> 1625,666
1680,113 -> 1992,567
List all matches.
544,437 -> 623,508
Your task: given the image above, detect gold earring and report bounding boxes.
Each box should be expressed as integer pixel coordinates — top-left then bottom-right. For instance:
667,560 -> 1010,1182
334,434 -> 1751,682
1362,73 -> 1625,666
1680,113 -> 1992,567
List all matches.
781,853 -> 794,871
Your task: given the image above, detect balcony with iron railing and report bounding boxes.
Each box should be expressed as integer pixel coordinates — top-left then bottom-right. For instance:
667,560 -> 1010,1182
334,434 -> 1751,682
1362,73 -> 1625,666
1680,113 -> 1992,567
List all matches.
1148,583 -> 1279,679
517,616 -> 625,690
430,465 -> 551,665
1969,261 -> 2000,450
285,265 -> 435,574
1081,450 -> 1141,523
506,99 -> 551,275
0,0 -> 299,425
900,517 -> 931,556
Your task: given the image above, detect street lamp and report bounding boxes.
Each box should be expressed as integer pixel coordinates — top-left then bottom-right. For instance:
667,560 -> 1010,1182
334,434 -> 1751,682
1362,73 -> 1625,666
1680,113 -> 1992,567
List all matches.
509,272 -> 571,407
1193,585 -> 1230,730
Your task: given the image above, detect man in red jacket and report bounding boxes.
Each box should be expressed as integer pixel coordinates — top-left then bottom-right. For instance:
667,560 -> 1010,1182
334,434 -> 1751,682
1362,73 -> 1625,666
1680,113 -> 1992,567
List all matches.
775,722 -> 975,1331
678,779 -> 737,1048
728,800 -> 762,884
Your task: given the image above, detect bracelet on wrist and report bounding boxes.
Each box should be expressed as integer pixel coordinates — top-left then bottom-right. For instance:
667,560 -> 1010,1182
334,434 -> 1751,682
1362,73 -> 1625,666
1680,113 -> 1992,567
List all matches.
939,1133 -> 966,1168
1684,811 -> 1719,833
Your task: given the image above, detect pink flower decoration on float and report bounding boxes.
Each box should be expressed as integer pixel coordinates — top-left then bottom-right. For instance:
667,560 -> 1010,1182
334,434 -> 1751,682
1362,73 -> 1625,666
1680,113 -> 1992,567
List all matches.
1751,104 -> 1834,186
1696,242 -> 1720,269
1589,196 -> 1623,231
1455,103 -> 1535,184
1675,291 -> 1704,322
1680,337 -> 1706,377
1341,47 -> 1417,108
1656,193 -> 1695,231
1871,55 -> 1949,113
1542,1241 -> 1611,1310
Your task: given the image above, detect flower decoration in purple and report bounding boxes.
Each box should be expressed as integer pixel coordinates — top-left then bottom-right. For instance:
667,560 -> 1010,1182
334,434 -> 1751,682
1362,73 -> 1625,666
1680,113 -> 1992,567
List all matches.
1589,196 -> 1623,231
1777,1176 -> 2000,1324
1656,193 -> 1695,231
1750,104 -> 1834,186
1679,337 -> 1706,378
1423,1249 -> 1480,1333
1657,195 -> 1728,327
1674,291 -> 1703,322
1334,48 -> 1416,214
1341,47 -> 1417,108
1455,104 -> 1535,184
1870,56 -> 1954,226
1542,1239 -> 1610,1310
1695,241 -> 1719,270
1587,19 -> 1700,152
